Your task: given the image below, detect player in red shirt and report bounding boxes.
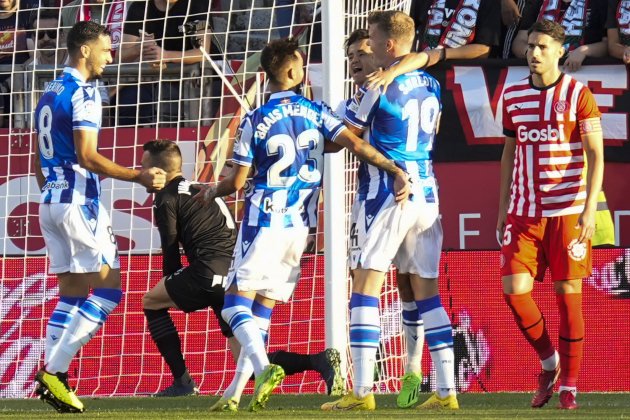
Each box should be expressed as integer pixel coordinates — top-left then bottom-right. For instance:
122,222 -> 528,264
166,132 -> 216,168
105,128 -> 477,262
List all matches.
498,20 -> 603,410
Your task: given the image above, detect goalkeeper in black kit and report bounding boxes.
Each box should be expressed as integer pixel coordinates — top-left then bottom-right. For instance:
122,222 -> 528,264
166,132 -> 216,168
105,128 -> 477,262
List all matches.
141,140 -> 343,398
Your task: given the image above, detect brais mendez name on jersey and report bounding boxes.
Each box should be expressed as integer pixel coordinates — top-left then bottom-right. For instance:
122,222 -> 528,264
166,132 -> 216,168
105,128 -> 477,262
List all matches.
255,103 -> 324,140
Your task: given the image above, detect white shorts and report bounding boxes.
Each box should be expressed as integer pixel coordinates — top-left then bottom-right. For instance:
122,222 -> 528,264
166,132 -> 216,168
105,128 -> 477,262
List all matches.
226,225 -> 309,302
349,195 -> 441,276
39,202 -> 120,274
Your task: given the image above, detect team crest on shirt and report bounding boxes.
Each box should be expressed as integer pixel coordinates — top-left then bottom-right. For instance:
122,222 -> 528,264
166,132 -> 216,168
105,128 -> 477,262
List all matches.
567,239 -> 587,262
554,100 -> 568,113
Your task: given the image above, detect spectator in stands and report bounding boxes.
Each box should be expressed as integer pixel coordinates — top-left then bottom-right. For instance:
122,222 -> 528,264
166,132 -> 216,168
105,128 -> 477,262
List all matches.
26,8 -> 66,65
607,0 -> 630,63
512,0 -> 608,71
117,0 -> 212,126
61,0 -> 126,58
410,0 -> 501,60
0,0 -> 30,127
500,0 -> 526,58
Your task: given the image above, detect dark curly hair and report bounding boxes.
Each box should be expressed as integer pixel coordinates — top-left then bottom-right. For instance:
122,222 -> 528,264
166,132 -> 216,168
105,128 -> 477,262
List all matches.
527,20 -> 566,45
66,20 -> 110,56
260,37 -> 301,82
345,28 -> 369,55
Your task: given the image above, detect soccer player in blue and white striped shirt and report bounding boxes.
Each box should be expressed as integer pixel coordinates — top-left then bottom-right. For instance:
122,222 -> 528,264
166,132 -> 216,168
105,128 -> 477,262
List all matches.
198,37 -> 409,412
32,20 -> 166,413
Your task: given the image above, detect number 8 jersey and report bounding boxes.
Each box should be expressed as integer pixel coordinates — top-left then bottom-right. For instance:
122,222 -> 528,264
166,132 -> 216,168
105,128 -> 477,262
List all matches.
345,66 -> 441,204
34,67 -> 102,204
232,91 -> 345,229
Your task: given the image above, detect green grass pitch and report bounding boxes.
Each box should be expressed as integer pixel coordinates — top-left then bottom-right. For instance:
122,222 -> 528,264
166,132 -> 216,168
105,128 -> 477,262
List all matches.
1,393 -> 629,419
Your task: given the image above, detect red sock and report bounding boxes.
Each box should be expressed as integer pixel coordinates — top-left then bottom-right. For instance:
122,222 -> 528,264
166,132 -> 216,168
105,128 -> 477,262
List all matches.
556,293 -> 584,388
504,292 -> 555,361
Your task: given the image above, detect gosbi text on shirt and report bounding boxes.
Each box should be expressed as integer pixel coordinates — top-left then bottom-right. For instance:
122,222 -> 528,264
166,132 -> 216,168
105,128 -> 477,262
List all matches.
502,74 -> 602,218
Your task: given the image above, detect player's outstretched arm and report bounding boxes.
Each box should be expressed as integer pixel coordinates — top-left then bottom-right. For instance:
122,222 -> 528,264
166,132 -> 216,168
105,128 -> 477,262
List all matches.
365,51 -> 436,91
335,128 -> 410,202
577,119 -> 604,243
193,163 -> 250,206
497,136 -> 516,245
74,130 -> 166,191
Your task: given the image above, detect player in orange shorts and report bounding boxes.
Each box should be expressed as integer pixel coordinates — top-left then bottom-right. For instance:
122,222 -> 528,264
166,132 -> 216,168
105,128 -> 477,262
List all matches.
497,20 -> 604,410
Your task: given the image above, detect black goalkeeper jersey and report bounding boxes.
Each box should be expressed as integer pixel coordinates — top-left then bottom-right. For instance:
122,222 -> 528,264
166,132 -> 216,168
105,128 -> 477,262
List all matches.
153,176 -> 236,277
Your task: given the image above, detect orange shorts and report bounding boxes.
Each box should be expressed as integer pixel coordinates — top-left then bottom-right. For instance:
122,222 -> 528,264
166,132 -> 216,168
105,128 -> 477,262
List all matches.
500,213 -> 591,281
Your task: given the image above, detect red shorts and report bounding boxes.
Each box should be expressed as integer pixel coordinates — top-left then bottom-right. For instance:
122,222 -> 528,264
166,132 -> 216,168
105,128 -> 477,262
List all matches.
500,213 -> 591,281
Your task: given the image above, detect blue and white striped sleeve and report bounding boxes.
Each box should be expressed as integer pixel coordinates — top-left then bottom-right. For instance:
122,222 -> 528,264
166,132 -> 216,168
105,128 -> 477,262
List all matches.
232,116 -> 254,167
319,101 -> 346,142
71,85 -> 101,132
344,86 -> 379,130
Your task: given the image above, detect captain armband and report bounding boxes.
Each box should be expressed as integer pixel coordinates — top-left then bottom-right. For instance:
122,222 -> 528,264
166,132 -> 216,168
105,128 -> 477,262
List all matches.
579,118 -> 602,135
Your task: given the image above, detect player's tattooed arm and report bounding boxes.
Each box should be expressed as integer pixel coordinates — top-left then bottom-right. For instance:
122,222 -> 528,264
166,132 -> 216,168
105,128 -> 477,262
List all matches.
335,128 -> 410,202
194,164 -> 251,207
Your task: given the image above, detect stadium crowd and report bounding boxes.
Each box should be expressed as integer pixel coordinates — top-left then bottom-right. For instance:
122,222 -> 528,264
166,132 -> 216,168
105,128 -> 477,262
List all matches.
0,0 -> 629,127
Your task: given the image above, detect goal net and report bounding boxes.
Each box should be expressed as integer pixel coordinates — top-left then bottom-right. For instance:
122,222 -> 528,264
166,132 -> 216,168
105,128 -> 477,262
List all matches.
0,0 -> 413,398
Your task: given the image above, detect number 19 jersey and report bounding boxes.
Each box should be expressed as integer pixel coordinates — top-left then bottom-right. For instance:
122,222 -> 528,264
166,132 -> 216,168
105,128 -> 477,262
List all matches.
34,67 -> 103,204
232,91 -> 345,229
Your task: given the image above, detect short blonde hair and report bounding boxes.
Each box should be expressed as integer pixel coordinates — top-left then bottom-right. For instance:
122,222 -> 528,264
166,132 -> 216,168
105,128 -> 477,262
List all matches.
367,10 -> 415,46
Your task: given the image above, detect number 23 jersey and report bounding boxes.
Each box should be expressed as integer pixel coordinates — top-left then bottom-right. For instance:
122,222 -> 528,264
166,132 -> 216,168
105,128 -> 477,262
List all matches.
232,90 -> 345,229
34,67 -> 102,204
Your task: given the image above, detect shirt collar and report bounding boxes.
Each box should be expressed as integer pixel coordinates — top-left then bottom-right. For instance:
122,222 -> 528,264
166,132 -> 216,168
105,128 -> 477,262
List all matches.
269,90 -> 297,100
64,66 -> 87,83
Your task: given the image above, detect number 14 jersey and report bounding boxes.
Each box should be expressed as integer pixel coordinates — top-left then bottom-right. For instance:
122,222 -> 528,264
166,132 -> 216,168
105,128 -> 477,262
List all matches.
232,91 -> 345,229
34,67 -> 102,204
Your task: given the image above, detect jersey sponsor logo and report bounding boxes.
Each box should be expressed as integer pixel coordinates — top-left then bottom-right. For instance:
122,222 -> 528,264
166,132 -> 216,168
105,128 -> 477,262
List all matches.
554,100 -> 568,113
567,239 -> 587,262
516,124 -> 565,142
262,197 -> 292,214
42,180 -> 70,191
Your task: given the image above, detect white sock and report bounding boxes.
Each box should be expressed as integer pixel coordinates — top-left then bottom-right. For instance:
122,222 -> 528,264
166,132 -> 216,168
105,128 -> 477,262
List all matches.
401,300 -> 424,375
222,303 -> 269,376
223,301 -> 273,401
417,298 -> 455,393
558,385 -> 577,395
47,289 -> 121,374
541,351 -> 560,371
45,297 -> 84,366
223,351 -> 253,401
349,293 -> 380,398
